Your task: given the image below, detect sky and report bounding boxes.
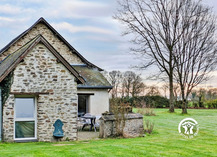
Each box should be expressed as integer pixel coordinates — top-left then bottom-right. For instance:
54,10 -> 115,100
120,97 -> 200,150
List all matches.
1,0 -> 217,87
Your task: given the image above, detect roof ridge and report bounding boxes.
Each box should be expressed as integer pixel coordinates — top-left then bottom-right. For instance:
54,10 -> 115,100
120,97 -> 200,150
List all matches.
0,34 -> 85,84
0,17 -> 103,71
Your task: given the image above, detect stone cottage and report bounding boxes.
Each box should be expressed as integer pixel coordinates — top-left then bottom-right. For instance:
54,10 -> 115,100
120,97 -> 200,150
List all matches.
0,17 -> 112,142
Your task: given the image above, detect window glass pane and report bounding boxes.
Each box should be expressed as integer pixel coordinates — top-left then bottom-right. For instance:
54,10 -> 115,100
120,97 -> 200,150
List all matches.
15,98 -> 34,118
15,121 -> 35,138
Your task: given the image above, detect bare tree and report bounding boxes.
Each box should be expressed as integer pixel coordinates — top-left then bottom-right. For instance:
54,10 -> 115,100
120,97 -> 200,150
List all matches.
131,73 -> 146,97
109,71 -> 122,98
206,88 -> 217,100
192,87 -> 217,102
115,0 -> 184,112
146,85 -> 160,96
161,83 -> 169,98
173,83 -> 180,104
122,71 -> 134,97
173,0 -> 217,113
122,71 -> 145,97
121,80 -> 125,97
115,0 -> 217,113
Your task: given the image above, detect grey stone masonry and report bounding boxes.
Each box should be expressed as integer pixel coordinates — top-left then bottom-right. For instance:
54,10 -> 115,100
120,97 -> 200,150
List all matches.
0,23 -> 84,64
99,113 -> 144,138
2,43 -> 78,142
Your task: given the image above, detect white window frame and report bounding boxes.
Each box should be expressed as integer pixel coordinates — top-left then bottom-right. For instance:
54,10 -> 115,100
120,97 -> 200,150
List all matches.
14,97 -> 37,141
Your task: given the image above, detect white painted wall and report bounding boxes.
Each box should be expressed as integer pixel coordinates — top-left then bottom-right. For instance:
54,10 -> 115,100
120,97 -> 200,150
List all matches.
77,89 -> 109,116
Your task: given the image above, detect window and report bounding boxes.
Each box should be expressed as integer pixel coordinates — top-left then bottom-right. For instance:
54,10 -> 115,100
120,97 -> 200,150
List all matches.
14,98 -> 37,140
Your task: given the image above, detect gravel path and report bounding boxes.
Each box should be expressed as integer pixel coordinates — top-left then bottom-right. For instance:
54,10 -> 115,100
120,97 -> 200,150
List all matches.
77,131 -> 99,141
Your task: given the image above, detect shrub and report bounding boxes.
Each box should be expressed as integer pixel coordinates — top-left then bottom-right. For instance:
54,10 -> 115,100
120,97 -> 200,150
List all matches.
110,99 -> 132,137
150,96 -> 168,108
175,100 -> 182,108
192,102 -> 199,108
137,107 -> 156,116
144,119 -> 154,134
204,99 -> 217,109
144,108 -> 156,116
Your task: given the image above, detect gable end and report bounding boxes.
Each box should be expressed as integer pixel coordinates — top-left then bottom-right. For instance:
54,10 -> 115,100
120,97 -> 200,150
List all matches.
0,17 -> 103,71
0,35 -> 85,84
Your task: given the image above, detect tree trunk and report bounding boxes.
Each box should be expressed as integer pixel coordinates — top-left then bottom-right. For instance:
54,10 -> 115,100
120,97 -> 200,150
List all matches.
182,99 -> 188,114
112,93 -> 115,99
181,87 -> 188,114
199,96 -> 203,108
169,75 -> 175,112
132,90 -> 135,98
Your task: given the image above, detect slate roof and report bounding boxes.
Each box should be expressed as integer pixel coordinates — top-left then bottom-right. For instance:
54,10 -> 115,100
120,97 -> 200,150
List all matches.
0,35 -> 85,84
0,17 -> 103,71
0,17 -> 112,89
72,65 -> 112,89
0,37 -> 38,82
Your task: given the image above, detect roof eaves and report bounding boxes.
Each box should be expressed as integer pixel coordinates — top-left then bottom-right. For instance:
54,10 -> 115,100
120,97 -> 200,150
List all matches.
0,18 -> 43,54
77,86 -> 113,89
0,36 -> 40,82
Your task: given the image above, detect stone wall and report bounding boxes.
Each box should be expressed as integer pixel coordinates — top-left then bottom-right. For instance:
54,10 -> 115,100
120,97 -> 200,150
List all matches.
99,113 -> 144,138
0,23 -> 84,65
2,94 -> 14,142
2,43 -> 78,142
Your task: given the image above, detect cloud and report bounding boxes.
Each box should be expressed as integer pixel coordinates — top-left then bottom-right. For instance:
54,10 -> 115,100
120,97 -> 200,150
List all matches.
0,16 -> 15,22
11,0 -> 112,19
51,22 -> 114,35
85,36 -> 119,43
0,4 -> 21,14
0,16 -> 28,28
45,0 -> 111,19
0,4 -> 35,15
62,1 -> 110,17
15,0 -> 45,3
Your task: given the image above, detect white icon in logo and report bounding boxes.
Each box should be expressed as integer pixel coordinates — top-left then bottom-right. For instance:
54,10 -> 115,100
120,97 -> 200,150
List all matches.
178,118 -> 199,138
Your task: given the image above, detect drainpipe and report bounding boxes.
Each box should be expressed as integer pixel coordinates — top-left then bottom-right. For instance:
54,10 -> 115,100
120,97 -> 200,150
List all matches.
0,87 -> 2,141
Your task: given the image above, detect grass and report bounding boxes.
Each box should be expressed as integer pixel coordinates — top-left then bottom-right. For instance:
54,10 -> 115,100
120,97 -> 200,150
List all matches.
0,109 -> 217,157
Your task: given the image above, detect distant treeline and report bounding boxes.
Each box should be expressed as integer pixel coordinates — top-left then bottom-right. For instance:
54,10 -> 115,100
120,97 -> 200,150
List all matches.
111,95 -> 217,109
110,96 -> 169,108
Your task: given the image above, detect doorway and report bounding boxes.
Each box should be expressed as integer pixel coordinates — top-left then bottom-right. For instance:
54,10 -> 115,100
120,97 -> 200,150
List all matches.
78,95 -> 89,116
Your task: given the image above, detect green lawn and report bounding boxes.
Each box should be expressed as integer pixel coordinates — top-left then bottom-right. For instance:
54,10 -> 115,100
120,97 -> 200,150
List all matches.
0,109 -> 216,157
